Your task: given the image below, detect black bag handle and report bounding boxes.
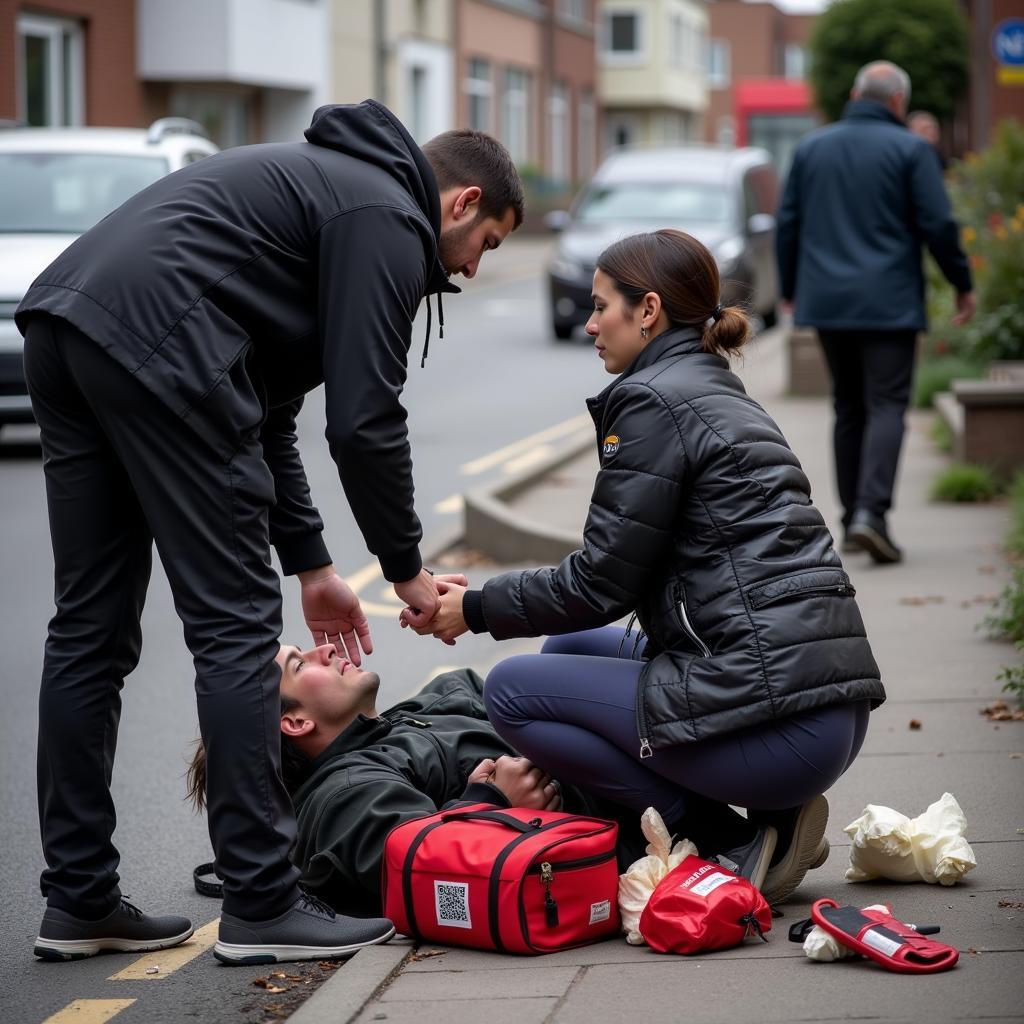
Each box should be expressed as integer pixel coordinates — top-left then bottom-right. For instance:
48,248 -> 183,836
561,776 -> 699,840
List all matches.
193,861 -> 224,898
440,810 -> 542,833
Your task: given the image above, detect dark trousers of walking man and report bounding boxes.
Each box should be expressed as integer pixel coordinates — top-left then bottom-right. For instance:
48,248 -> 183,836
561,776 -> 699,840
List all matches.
818,329 -> 917,558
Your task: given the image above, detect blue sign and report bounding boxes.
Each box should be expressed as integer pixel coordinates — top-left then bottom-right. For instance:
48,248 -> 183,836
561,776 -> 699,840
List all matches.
993,18 -> 1024,66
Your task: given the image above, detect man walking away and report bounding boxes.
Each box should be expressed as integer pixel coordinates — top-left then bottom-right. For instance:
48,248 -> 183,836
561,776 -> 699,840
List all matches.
776,61 -> 974,563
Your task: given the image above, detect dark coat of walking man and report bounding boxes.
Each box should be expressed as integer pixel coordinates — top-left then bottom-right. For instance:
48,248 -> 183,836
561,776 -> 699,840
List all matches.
16,100 -> 523,964
776,61 -> 974,563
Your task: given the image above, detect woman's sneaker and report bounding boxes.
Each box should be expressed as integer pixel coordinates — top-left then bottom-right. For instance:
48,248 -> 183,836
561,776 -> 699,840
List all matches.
214,891 -> 395,965
710,825 -> 778,892
759,795 -> 830,905
34,899 -> 194,961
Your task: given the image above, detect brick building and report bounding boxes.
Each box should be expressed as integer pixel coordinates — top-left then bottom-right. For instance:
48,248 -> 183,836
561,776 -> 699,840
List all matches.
0,0 -> 142,127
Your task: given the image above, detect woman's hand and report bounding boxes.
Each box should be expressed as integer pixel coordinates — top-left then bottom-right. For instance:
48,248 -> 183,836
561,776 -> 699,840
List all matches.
402,579 -> 469,645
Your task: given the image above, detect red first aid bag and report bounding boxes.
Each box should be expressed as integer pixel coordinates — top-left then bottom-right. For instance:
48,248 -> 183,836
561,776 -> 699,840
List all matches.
639,855 -> 772,955
382,804 -> 620,954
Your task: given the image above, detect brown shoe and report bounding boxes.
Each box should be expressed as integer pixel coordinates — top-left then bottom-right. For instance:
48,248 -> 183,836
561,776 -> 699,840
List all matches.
759,796 -> 830,905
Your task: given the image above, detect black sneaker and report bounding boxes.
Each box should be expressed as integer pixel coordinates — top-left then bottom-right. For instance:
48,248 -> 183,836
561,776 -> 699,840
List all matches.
214,892 -> 395,965
34,899 -> 194,961
848,510 -> 902,564
710,825 -> 777,892
759,795 -> 830,905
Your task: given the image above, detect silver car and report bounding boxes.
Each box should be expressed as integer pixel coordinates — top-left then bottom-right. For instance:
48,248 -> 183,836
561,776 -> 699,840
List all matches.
546,145 -> 780,340
0,119 -> 218,431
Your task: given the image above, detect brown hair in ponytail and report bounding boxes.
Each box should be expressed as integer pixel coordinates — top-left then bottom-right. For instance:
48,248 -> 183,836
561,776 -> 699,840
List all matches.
595,229 -> 750,358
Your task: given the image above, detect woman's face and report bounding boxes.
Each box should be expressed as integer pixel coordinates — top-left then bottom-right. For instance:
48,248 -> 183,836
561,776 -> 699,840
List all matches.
586,269 -> 649,375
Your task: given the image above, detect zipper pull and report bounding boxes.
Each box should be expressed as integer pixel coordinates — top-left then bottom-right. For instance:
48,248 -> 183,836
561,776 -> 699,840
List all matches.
540,862 -> 559,927
639,738 -> 653,759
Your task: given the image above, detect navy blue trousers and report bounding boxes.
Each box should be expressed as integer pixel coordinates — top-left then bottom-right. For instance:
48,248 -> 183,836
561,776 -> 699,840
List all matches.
485,626 -> 869,822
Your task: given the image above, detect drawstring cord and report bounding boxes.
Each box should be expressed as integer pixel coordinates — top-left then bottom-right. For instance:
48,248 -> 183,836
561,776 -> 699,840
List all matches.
739,912 -> 769,943
618,613 -> 638,657
420,291 -> 446,369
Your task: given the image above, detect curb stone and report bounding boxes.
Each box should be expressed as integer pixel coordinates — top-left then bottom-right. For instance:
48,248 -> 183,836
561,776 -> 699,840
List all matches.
285,939 -> 413,1024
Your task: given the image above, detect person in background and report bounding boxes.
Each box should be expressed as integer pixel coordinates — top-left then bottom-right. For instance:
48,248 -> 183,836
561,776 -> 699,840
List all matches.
776,62 -> 973,563
907,110 -> 947,170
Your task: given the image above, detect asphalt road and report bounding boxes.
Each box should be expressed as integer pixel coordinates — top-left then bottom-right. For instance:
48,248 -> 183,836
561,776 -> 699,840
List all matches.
0,239 -> 606,1024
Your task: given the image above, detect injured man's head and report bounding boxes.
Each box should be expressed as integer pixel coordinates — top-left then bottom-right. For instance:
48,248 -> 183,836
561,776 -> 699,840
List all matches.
276,643 -> 380,758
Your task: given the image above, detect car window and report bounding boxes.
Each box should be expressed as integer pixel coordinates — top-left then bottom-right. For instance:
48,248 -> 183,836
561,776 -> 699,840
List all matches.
183,150 -> 210,165
575,182 -> 734,226
0,152 -> 170,233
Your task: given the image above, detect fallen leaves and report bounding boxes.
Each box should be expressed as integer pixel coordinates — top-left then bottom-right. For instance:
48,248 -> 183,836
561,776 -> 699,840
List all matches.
253,970 -> 308,994
909,719 -> 922,730
979,699 -> 1024,721
960,594 -> 997,608
998,900 -> 1024,909
898,595 -> 945,606
409,948 -> 447,962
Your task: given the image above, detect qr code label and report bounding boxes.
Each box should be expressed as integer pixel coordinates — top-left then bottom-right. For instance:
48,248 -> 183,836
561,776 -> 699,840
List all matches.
434,880 -> 472,929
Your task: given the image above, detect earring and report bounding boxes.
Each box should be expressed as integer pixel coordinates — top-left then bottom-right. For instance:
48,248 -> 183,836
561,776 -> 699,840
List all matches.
640,325 -> 648,340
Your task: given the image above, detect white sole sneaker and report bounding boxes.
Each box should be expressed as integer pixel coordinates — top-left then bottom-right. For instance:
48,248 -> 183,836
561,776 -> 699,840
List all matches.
34,925 -> 195,961
213,925 -> 396,965
760,795 -> 830,905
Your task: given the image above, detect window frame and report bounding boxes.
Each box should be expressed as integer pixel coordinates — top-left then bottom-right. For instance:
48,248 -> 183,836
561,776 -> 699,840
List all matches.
708,38 -> 731,89
465,57 -> 493,134
16,13 -> 85,128
601,7 -> 648,65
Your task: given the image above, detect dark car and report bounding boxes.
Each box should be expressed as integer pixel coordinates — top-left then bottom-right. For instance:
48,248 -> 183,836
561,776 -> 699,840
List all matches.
545,145 -> 780,340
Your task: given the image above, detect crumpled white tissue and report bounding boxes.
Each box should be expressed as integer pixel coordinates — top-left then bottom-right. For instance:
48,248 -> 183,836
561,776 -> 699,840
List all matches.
802,904 -> 892,961
617,807 -> 698,945
844,792 -> 977,886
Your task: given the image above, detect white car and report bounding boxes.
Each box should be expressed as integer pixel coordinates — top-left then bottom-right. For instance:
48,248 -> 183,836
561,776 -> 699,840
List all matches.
0,118 -> 219,430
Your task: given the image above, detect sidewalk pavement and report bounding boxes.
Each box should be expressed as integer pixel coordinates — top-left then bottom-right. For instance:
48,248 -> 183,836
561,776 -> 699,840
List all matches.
298,327 -> 1023,1024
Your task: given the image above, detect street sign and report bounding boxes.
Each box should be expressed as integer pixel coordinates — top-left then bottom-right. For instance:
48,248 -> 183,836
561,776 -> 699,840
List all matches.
993,17 -> 1024,85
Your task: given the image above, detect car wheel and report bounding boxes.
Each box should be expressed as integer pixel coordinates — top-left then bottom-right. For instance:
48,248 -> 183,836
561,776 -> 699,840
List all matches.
552,321 -> 574,341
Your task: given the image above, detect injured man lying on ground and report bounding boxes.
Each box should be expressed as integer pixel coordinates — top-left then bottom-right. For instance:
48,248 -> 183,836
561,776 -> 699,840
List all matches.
187,643 -> 643,916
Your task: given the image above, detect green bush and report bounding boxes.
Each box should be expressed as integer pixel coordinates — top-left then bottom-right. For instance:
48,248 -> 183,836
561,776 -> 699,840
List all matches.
929,415 -> 954,454
912,355 -> 984,408
930,463 -> 1000,502
807,0 -> 969,123
998,645 -> 1024,706
986,567 -> 1024,644
1007,471 -> 1024,558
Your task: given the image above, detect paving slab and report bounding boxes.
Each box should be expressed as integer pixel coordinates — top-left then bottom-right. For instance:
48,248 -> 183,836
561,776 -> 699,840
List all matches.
550,952 -> 1021,1024
379,964 -> 579,1002
355,997 -> 560,1024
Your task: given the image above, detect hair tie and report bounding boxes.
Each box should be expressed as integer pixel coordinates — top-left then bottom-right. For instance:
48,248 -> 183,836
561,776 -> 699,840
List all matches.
711,304 -> 723,323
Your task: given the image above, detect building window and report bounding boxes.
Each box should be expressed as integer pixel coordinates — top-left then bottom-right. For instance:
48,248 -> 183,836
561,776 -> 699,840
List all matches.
558,0 -> 589,22
169,87 -> 253,149
465,58 -> 492,133
502,67 -> 531,165
409,65 -> 427,141
784,44 -> 807,80
547,80 -> 570,183
17,14 -> 84,127
708,39 -> 730,89
578,89 -> 596,180
669,13 -> 699,68
602,9 -> 645,59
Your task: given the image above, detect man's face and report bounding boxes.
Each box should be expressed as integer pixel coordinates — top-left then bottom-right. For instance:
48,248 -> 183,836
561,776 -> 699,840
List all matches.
276,644 -> 380,734
438,187 -> 517,279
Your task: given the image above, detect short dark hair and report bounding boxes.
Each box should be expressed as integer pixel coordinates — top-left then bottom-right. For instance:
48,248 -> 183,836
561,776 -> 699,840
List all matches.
422,129 -> 524,229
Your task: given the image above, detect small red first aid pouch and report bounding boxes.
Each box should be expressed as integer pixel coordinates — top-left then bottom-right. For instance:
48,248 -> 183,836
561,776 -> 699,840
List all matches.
639,855 -> 772,955
382,804 -> 620,955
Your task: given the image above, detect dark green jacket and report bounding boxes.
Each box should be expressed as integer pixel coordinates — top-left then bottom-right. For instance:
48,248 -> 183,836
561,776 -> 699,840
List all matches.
290,669 -> 635,915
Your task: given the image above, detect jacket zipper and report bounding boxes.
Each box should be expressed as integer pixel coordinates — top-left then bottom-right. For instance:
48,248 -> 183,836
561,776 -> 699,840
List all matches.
636,669 -> 652,758
752,582 -> 854,609
677,588 -> 712,658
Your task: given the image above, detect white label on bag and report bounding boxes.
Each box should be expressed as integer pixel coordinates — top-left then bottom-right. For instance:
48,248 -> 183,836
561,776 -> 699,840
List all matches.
590,900 -> 612,925
434,880 -> 472,929
688,871 -> 737,898
862,927 -> 903,958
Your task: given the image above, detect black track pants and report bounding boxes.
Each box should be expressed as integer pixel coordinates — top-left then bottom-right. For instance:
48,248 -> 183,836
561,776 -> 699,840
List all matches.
24,315 -> 301,920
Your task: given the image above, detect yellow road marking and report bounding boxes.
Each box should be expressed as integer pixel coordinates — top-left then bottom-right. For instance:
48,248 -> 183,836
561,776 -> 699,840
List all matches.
460,414 -> 590,476
434,494 -> 464,515
107,918 -> 220,981
344,560 -> 383,593
43,1001 -> 135,1024
503,444 -> 555,475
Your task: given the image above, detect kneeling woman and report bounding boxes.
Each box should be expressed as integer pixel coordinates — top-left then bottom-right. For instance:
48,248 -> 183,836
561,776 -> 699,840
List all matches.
420,230 -> 885,904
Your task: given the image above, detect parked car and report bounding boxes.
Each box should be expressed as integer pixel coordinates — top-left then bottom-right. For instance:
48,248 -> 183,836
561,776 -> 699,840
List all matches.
546,145 -> 780,340
0,119 -> 218,431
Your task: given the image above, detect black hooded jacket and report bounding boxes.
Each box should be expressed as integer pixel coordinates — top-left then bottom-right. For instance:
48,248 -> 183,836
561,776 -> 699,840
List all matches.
16,100 -> 457,581
465,328 -> 885,752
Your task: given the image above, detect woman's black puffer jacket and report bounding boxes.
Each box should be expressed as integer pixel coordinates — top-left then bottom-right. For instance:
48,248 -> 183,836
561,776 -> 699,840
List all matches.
476,327 -> 885,755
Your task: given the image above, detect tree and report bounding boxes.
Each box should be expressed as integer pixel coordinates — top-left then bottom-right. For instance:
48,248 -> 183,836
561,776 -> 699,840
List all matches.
807,0 -> 969,123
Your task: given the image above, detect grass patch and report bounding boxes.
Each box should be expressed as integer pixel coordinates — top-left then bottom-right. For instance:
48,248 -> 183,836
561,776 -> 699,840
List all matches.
912,356 -> 985,409
930,463 -> 1000,502
929,415 -> 954,454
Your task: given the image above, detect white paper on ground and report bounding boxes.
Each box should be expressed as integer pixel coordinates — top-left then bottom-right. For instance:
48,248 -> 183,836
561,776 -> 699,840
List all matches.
617,807 -> 698,945
803,904 -> 891,962
843,792 -> 977,886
